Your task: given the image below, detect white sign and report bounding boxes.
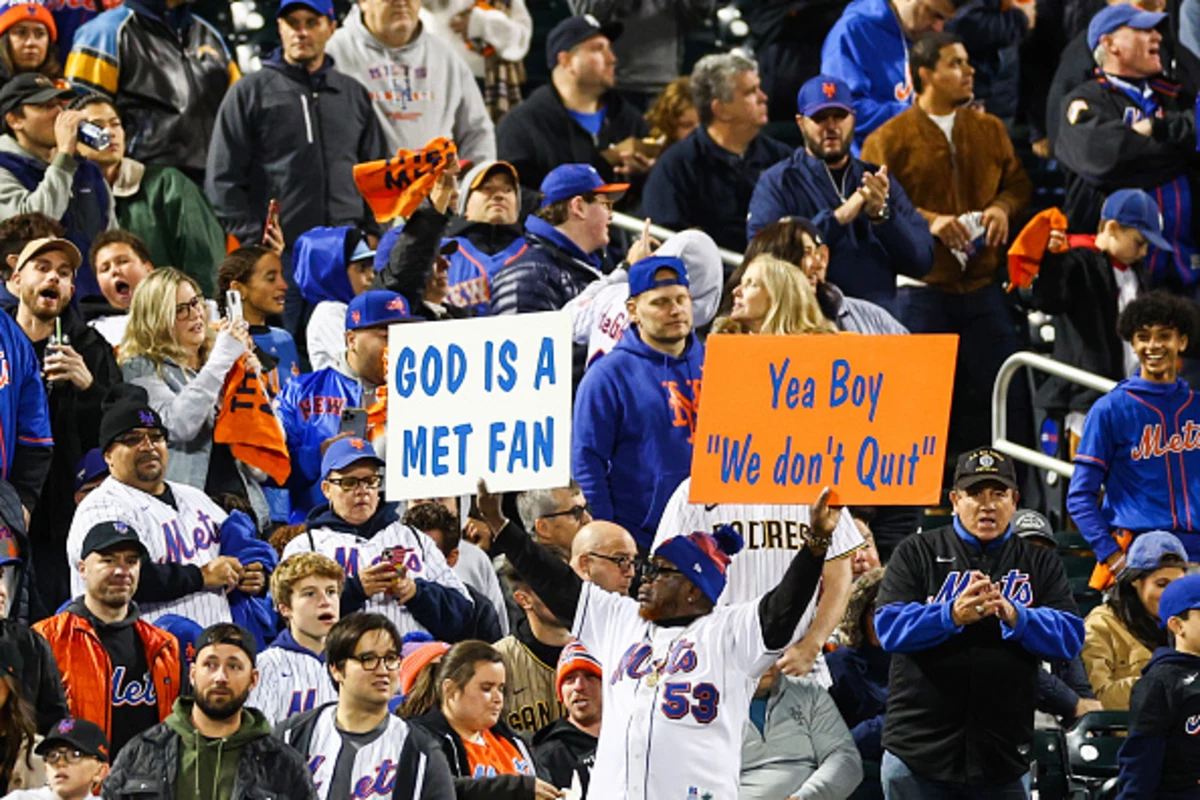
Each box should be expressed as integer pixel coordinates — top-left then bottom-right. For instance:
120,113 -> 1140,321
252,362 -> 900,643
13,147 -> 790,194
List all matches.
385,311 -> 573,500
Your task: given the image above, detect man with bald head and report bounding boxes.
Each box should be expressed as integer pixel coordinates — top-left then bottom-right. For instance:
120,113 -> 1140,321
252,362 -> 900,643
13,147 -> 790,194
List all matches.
571,521 -> 639,595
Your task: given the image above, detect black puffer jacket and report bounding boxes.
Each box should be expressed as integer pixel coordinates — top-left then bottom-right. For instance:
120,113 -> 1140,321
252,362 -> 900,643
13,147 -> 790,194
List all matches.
490,217 -> 604,316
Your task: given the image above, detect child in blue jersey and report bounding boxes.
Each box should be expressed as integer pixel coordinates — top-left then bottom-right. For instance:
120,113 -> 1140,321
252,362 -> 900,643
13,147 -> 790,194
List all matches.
218,245 -> 302,523
1116,574 -> 1200,798
1068,291 -> 1200,586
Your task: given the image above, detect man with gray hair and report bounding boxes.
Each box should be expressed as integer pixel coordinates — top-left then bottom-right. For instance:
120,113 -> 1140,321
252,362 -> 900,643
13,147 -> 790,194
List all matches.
643,53 -> 791,252
516,481 -> 591,556
1054,4 -> 1198,274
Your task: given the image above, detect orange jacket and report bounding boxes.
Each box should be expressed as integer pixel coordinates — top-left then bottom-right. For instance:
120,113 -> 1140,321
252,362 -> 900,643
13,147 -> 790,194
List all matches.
33,610 -> 180,741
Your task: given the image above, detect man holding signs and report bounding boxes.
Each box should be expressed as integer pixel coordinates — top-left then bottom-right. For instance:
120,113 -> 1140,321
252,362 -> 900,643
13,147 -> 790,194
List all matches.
572,255 -> 703,551
477,479 -> 832,800
874,447 -> 1083,796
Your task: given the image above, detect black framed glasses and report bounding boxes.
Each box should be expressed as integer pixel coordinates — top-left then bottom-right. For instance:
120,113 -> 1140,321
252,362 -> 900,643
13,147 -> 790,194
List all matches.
326,475 -> 382,491
589,552 -> 639,573
44,748 -> 90,766
639,561 -> 683,582
174,296 -> 204,321
114,429 -> 166,448
347,651 -> 401,671
543,503 -> 588,522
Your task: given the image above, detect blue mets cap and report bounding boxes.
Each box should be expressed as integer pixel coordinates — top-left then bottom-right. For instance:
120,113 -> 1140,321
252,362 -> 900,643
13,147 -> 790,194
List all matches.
1101,189 -> 1173,252
321,436 -> 384,480
539,163 -> 628,207
1087,4 -> 1167,50
628,255 -> 690,297
797,75 -> 854,118
277,0 -> 334,18
346,289 -> 414,330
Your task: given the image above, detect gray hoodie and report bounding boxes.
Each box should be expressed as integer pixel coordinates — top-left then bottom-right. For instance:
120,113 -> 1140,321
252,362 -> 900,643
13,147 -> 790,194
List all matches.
325,8 -> 496,163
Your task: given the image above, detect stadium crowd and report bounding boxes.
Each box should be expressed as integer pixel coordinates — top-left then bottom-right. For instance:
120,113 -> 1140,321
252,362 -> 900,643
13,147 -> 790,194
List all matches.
0,0 -> 1191,796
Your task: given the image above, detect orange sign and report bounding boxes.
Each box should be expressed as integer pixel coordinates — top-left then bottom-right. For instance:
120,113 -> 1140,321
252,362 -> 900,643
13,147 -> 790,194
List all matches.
689,334 -> 958,505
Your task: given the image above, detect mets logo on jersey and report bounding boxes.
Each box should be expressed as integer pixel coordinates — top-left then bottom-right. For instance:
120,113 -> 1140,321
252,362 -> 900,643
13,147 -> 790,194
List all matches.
932,569 -> 1034,606
663,379 -> 701,443
1187,714 -> 1200,735
1130,423 -> 1200,461
0,350 -> 10,389
894,63 -> 913,101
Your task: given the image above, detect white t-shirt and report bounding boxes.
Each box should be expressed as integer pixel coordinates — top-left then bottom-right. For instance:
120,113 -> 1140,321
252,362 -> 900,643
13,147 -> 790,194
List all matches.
307,301 -> 347,372
89,313 -> 129,347
928,110 -> 957,143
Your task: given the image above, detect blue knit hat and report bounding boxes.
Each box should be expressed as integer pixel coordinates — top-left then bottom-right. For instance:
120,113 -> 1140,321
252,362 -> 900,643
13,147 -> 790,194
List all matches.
654,527 -> 743,605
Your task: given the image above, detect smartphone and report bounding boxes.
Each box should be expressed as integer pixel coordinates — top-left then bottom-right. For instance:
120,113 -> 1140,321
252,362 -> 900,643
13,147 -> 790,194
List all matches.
263,198 -> 281,243
339,407 -> 368,439
381,546 -> 408,579
225,289 -> 243,322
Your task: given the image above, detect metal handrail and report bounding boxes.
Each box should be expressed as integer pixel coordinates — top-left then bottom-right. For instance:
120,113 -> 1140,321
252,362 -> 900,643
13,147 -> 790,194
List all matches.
611,211 -> 745,268
992,351 -> 1117,478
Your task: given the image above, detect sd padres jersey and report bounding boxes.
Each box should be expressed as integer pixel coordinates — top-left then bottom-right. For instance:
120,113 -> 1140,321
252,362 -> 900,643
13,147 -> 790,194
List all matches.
573,581 -> 781,800
284,522 -> 470,637
248,630 -> 337,725
68,477 -> 231,628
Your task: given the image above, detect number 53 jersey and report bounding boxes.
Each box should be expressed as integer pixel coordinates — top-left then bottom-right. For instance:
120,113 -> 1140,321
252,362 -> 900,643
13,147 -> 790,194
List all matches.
572,580 -> 778,800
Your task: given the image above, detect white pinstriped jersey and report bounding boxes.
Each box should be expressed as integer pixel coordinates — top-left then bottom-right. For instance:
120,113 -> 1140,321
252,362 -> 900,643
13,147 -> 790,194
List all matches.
248,632 -> 337,725
282,705 -> 418,800
282,521 -> 471,638
653,477 -> 864,684
68,477 -> 232,628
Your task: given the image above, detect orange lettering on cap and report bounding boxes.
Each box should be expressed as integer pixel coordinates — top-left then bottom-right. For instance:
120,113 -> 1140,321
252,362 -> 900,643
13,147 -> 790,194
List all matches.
822,82 -> 836,98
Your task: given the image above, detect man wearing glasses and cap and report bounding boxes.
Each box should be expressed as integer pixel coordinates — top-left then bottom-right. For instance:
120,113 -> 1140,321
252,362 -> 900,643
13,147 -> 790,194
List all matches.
874,447 -> 1084,796
0,74 -> 116,302
103,623 -> 316,800
6,717 -> 111,800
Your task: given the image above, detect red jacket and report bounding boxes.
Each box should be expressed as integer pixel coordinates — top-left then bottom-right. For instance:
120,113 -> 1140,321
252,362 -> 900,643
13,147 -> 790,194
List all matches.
33,609 -> 180,741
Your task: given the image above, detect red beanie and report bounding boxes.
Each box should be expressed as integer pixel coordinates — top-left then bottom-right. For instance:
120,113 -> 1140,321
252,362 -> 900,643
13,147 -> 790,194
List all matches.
0,4 -> 57,43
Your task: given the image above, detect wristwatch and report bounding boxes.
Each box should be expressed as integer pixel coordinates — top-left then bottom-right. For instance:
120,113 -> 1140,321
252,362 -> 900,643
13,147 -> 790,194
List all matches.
869,203 -> 891,224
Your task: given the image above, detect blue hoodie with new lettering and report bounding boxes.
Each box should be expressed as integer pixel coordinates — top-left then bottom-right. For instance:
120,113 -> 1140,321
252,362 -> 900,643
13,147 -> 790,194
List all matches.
571,325 -> 704,550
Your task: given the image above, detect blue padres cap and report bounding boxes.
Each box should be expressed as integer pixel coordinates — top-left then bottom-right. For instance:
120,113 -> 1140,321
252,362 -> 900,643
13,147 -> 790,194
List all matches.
321,436 -> 384,481
628,255 -> 690,297
797,75 -> 854,118
1087,4 -> 1167,50
1125,530 -> 1189,573
545,14 -> 622,70
1158,573 -> 1200,627
346,289 -> 414,330
1101,188 -> 1173,252
539,163 -> 629,207
277,0 -> 334,18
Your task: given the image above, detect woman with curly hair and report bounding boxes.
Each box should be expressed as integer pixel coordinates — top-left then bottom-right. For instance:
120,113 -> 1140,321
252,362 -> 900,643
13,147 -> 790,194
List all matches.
644,76 -> 698,149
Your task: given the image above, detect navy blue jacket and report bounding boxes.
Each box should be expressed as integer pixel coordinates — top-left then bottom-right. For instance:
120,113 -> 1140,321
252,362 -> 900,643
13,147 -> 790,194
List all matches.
826,643 -> 890,761
490,216 -> 604,316
1117,647 -> 1200,799
747,149 -> 933,309
306,501 -> 473,643
642,126 -> 791,253
948,0 -> 1030,121
875,519 -> 1084,784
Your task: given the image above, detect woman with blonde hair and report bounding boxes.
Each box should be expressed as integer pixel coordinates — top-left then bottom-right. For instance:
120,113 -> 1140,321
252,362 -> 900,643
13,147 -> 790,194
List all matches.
644,76 -> 699,148
717,254 -> 837,335
119,267 -> 269,523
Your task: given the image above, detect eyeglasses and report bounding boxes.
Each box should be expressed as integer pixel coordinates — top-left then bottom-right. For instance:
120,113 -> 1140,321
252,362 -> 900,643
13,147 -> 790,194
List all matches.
639,561 -> 683,582
542,503 -> 589,522
588,196 -> 615,211
346,651 -> 401,671
114,429 -> 166,448
174,296 -> 204,321
588,552 -> 639,573
325,475 -> 382,491
44,748 -> 90,766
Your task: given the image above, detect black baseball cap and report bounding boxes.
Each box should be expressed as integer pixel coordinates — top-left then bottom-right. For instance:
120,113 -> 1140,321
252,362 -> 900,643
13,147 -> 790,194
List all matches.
36,718 -> 110,763
80,521 -> 148,560
196,623 -> 258,666
0,73 -> 73,118
545,14 -> 622,69
953,447 -> 1018,492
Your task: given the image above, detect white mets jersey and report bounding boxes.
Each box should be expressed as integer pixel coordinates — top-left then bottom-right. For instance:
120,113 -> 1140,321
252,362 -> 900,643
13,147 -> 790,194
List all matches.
573,581 -> 781,800
68,477 -> 232,628
283,521 -> 471,637
248,632 -> 337,725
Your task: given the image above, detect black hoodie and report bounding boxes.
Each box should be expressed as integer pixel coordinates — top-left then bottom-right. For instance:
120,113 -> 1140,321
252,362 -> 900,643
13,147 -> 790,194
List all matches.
531,718 -> 596,794
1117,647 -> 1200,798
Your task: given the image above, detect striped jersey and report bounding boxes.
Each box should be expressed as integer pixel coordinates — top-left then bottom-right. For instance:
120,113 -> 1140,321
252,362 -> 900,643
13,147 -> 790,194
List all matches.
248,629 -> 336,726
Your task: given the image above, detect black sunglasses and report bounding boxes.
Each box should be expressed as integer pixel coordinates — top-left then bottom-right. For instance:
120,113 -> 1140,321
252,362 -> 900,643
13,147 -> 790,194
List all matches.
639,561 -> 683,582
542,503 -> 589,522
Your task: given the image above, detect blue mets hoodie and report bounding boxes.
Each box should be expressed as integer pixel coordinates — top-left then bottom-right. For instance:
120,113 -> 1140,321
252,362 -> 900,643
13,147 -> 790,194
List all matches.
294,226 -> 358,371
571,325 -> 704,550
820,0 -> 914,149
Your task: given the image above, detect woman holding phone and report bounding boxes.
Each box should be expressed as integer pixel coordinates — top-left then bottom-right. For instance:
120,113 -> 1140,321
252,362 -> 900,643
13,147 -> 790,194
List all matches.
118,267 -> 271,524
